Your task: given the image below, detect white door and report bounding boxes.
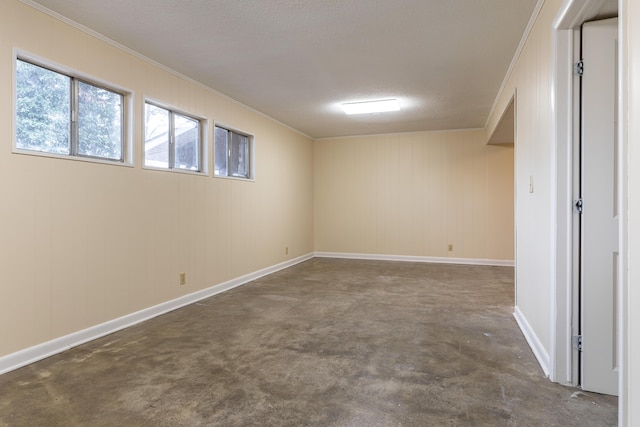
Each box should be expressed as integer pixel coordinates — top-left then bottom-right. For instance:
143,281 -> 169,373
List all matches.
580,17 -> 619,396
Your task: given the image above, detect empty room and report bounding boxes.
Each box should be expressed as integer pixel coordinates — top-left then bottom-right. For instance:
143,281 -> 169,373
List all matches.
0,0 -> 639,425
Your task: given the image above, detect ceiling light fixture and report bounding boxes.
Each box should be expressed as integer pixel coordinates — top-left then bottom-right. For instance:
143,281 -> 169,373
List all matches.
341,99 -> 400,115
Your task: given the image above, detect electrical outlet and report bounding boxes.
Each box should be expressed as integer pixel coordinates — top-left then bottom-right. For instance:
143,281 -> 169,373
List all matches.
285,247 -> 289,255
448,244 -> 454,252
179,272 -> 186,285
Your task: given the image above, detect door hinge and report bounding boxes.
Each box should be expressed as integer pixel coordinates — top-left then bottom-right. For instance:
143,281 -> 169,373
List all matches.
575,198 -> 584,214
572,335 -> 583,351
574,60 -> 584,76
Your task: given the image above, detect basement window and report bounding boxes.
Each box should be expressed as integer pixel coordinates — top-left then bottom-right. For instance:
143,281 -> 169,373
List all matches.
214,125 -> 253,179
144,101 -> 204,172
15,58 -> 126,162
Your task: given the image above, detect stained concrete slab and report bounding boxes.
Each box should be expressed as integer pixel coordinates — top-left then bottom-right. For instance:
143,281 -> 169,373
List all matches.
0,258 -> 617,426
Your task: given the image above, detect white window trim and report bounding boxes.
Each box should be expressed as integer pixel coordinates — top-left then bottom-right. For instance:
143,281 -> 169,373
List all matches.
142,98 -> 209,176
12,49 -> 134,167
213,121 -> 256,182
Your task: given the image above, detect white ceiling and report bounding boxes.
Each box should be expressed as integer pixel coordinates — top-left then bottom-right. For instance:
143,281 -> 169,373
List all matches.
26,0 -> 540,138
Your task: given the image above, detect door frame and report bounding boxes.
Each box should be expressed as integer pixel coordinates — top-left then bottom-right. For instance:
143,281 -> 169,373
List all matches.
551,12 -> 578,387
552,0 -> 622,401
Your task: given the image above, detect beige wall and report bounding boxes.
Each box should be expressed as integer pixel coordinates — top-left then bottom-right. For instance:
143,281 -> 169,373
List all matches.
314,130 -> 514,261
0,1 -> 314,357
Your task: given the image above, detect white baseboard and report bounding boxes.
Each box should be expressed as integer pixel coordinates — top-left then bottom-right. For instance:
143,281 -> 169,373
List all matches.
0,251 -> 514,376
314,251 -> 515,267
513,306 -> 551,377
0,253 -> 313,376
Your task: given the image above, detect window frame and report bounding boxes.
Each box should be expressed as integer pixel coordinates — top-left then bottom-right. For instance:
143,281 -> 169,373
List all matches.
213,123 -> 255,181
143,99 -> 208,175
13,52 -> 133,166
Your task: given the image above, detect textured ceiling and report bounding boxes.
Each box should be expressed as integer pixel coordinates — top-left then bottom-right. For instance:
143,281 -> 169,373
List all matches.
26,0 -> 539,138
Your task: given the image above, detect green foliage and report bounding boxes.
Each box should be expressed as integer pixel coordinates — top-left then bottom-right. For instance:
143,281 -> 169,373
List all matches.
78,81 -> 122,160
16,60 -> 70,154
16,59 -> 123,160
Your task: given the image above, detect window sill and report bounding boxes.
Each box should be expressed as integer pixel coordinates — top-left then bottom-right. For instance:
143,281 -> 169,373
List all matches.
213,174 -> 255,182
12,148 -> 133,168
142,165 -> 209,177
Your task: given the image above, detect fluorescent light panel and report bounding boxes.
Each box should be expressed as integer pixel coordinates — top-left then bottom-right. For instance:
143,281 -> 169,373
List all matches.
341,99 -> 400,115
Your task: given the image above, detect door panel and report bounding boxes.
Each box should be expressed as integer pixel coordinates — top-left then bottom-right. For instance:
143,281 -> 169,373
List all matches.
580,17 -> 619,396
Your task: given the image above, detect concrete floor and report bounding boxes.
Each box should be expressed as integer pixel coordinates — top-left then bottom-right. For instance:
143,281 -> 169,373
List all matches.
0,258 -> 617,426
